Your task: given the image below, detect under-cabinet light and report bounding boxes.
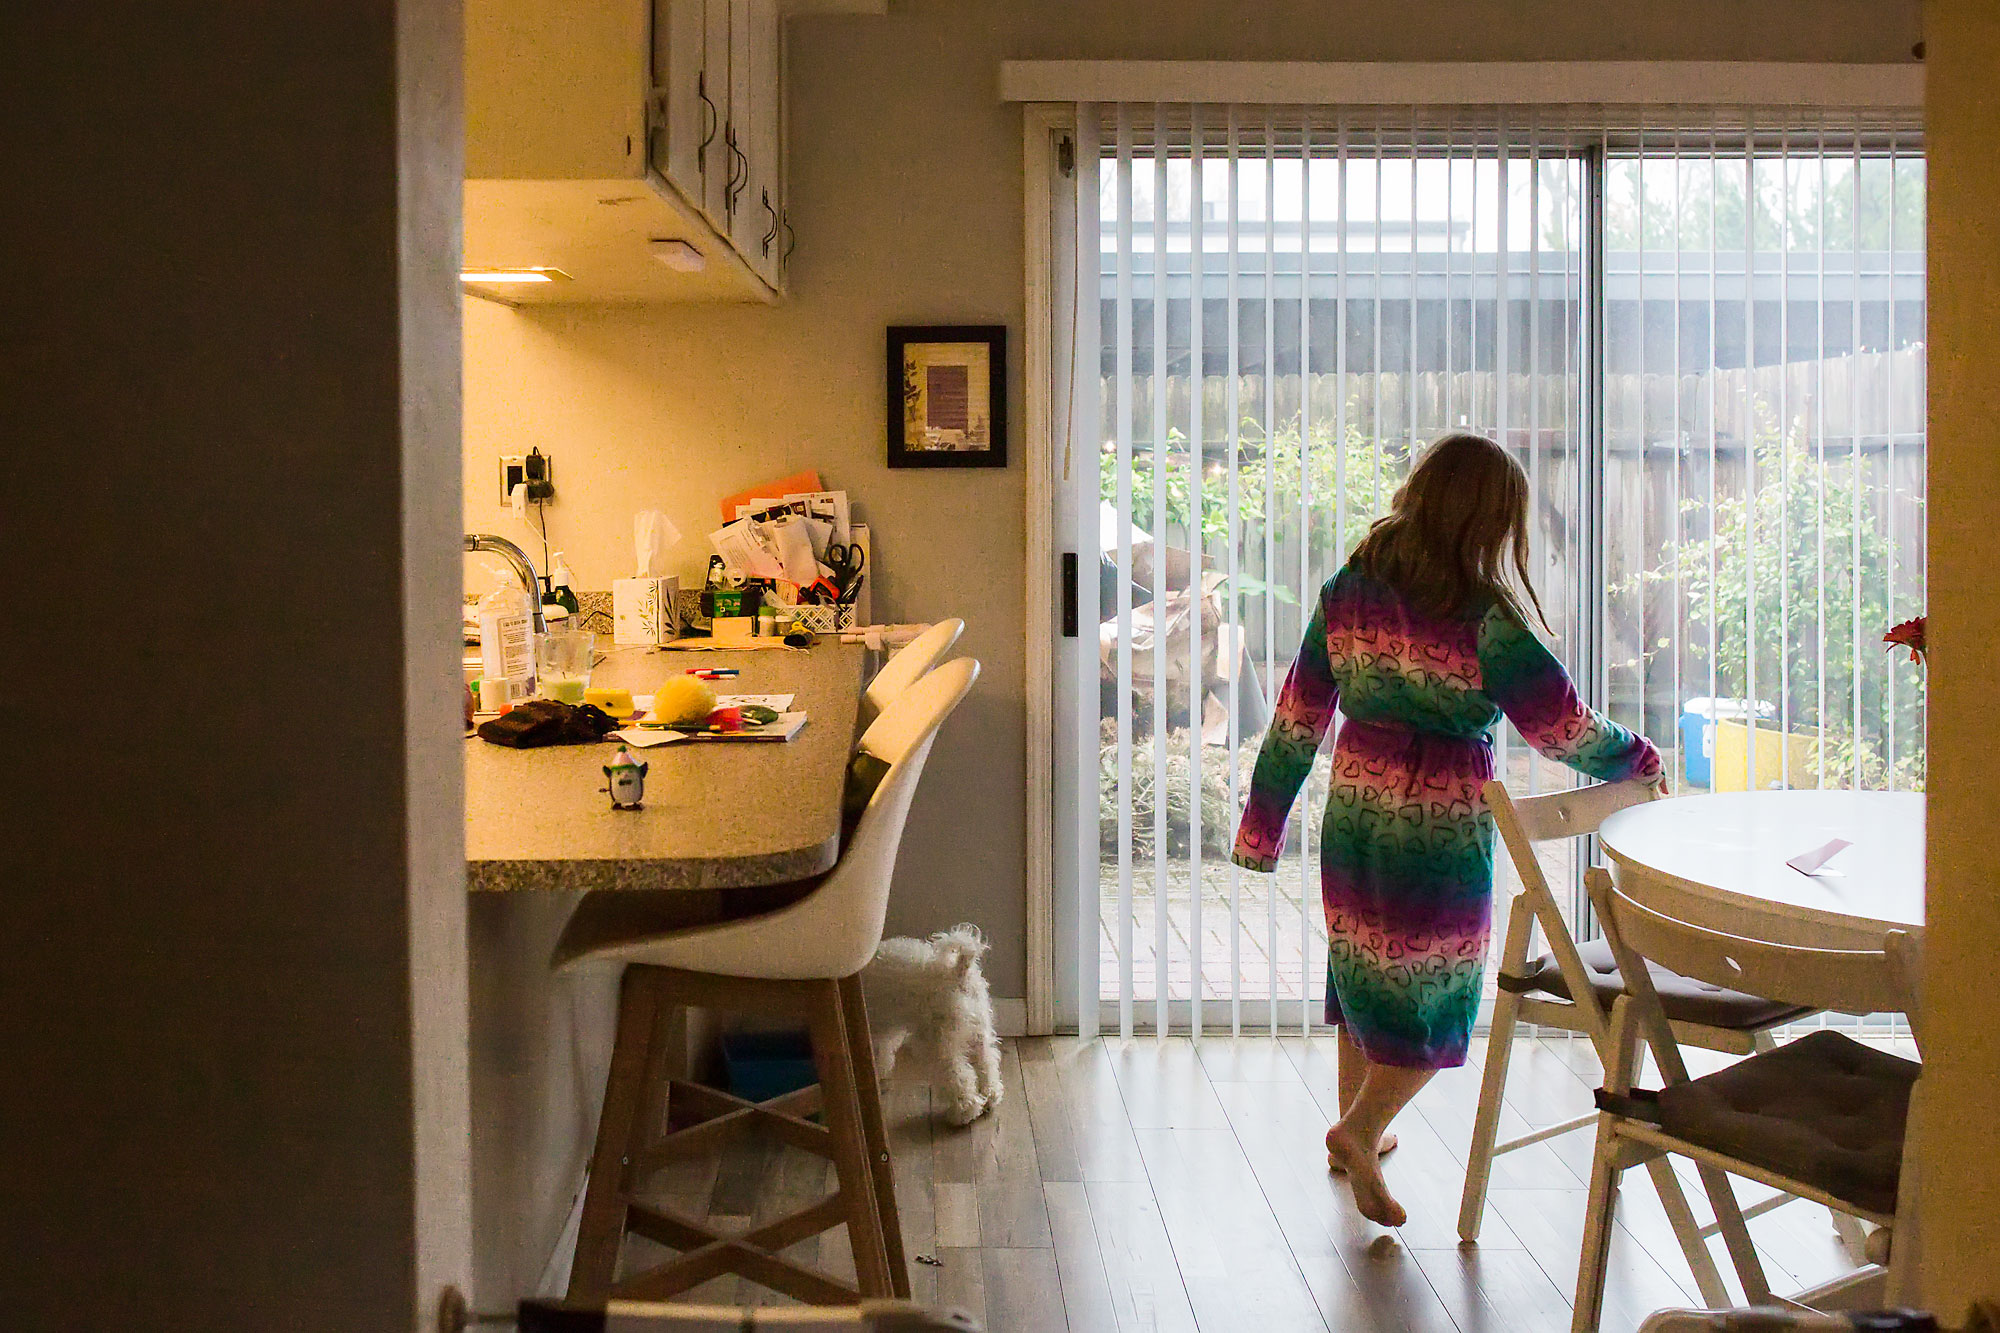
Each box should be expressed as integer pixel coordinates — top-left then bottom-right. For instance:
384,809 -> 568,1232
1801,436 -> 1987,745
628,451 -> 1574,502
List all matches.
459,267 -> 568,285
648,239 -> 706,272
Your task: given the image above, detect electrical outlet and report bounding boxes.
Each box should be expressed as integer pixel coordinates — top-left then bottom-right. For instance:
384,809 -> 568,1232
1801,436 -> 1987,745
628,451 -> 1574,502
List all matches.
499,452 -> 554,503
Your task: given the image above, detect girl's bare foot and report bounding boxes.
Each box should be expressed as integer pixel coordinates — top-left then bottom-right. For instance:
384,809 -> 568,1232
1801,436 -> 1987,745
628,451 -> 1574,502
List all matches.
1324,1122 -> 1408,1227
1325,1127 -> 1397,1169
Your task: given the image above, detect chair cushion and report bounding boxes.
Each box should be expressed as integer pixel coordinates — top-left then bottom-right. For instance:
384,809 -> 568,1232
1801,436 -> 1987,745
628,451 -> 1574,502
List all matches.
1513,937 -> 1814,1031
1654,1029 -> 1918,1215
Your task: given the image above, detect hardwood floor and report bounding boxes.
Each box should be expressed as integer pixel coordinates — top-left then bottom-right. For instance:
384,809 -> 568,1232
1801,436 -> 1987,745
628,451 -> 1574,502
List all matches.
637,1033 -> 1864,1331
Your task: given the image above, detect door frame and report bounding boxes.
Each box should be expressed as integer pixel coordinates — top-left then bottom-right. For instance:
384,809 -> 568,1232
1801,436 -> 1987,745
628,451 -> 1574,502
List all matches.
1023,102 -> 1078,1035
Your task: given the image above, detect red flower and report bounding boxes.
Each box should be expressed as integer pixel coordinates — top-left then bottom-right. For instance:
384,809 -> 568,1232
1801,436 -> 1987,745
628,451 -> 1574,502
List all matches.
1883,616 -> 1926,664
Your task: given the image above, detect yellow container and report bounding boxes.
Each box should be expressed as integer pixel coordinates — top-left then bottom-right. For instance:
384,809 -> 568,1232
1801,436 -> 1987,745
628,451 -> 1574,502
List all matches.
1713,720 -> 1822,791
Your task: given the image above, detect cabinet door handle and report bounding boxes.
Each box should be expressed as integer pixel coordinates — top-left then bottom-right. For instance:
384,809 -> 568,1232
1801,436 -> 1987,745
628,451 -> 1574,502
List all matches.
697,72 -> 717,175
760,190 -> 779,257
726,131 -> 749,212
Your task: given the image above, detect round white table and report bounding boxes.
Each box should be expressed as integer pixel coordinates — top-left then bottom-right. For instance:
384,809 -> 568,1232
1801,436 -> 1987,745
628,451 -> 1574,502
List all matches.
1597,789 -> 1925,951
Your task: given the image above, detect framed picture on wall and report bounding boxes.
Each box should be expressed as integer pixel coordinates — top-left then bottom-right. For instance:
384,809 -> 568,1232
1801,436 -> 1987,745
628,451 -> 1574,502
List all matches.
886,325 -> 1007,468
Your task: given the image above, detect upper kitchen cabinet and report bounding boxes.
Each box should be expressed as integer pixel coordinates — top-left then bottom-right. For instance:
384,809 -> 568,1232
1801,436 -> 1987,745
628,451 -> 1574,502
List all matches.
465,0 -> 834,304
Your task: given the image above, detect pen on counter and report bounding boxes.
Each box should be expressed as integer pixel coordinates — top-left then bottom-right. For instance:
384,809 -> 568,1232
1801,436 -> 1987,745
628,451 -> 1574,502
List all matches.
684,667 -> 740,679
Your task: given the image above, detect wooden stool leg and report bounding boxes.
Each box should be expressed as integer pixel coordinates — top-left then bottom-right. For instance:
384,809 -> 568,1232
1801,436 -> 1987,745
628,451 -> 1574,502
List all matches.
837,973 -> 910,1299
808,980 -> 894,1298
567,966 -> 668,1304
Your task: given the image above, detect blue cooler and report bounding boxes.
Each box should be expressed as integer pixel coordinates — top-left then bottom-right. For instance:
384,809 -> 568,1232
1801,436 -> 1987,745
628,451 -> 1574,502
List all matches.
1679,699 -> 1716,787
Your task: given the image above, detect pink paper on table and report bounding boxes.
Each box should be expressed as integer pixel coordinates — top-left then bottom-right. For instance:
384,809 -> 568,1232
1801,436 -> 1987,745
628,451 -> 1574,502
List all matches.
1786,838 -> 1852,876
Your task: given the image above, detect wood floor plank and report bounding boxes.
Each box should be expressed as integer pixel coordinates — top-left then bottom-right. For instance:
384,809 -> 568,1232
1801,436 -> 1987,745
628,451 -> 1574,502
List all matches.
983,1247 -> 1070,1333
1405,1038 -> 1589,1193
969,1044 -> 1053,1247
882,1081 -> 938,1307
935,1182 -> 980,1249
1106,1037 -> 1233,1130
1020,1041 -> 1086,1182
1411,1245 -> 1579,1333
1487,1187 -> 1697,1333
1194,1035 -> 1307,1083
1207,1078 -> 1462,1333
604,1035 -> 1864,1333
1044,1038 -> 1150,1182
1084,1179 -> 1202,1333
1044,1181 -> 1120,1333
1133,1126 -> 1335,1332
932,1246 -> 986,1327
1276,1051 -> 1529,1250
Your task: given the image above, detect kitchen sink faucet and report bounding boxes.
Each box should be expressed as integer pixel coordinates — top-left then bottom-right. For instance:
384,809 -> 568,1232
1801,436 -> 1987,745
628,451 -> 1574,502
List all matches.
464,533 -> 548,636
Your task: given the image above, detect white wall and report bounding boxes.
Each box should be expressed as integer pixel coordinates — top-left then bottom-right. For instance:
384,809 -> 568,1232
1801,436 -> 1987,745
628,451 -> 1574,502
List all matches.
463,0 -> 1920,998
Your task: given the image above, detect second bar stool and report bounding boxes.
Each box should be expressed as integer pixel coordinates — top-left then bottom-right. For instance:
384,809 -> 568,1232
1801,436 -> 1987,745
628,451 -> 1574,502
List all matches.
552,657 -> 979,1307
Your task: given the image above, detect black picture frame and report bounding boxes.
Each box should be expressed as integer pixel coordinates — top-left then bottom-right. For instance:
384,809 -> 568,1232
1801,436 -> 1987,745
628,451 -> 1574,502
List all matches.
886,325 -> 1007,469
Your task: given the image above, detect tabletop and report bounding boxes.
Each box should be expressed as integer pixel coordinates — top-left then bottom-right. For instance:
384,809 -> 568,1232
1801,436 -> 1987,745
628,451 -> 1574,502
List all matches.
465,642 -> 865,892
1597,789 -> 1925,949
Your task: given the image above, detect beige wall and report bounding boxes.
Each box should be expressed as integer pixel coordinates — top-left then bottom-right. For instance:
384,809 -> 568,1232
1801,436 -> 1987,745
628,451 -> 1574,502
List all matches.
463,0 -> 1920,998
5,2 -> 470,1326
1919,0 -> 2000,1315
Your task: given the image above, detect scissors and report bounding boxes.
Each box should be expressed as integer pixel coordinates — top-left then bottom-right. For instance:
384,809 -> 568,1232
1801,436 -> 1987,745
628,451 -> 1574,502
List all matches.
824,541 -> 865,600
824,541 -> 864,584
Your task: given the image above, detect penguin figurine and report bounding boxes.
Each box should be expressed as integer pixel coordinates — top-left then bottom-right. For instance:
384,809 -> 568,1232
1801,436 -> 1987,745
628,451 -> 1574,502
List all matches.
603,746 -> 648,810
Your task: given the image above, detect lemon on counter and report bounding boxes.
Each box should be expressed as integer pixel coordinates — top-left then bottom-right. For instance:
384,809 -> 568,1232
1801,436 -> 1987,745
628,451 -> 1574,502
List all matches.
648,675 -> 717,726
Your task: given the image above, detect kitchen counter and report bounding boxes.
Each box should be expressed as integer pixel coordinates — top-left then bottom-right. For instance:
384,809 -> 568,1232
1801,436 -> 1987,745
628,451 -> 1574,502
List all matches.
465,642 -> 866,892
464,638 -> 868,1308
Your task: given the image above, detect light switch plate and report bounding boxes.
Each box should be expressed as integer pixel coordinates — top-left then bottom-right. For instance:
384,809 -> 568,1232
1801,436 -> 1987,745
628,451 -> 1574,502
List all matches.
499,455 -> 525,503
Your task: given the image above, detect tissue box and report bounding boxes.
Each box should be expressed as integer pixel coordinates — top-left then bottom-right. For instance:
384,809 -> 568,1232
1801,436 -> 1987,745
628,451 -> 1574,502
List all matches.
613,576 -> 680,646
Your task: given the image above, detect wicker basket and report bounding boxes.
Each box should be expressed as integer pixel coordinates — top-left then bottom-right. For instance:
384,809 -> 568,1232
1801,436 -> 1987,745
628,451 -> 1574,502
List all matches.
676,588 -> 859,637
791,603 -> 860,635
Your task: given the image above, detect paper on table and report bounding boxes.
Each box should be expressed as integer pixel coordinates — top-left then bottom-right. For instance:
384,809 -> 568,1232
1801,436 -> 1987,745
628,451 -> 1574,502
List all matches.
611,728 -> 687,748
709,518 -> 785,581
716,694 -> 795,710
783,491 -> 851,547
764,514 -> 820,585
1787,838 -> 1852,877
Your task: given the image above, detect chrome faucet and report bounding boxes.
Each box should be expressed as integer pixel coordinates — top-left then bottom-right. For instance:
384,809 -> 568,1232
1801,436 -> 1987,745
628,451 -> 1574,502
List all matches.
464,533 -> 548,635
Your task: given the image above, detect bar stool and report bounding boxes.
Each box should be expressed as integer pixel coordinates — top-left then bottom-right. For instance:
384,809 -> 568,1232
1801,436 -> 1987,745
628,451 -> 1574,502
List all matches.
552,658 -> 979,1307
858,618 -> 963,726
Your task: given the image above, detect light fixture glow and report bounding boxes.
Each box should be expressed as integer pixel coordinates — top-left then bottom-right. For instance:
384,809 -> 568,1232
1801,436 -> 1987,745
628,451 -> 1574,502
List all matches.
648,239 -> 706,273
459,267 -> 567,285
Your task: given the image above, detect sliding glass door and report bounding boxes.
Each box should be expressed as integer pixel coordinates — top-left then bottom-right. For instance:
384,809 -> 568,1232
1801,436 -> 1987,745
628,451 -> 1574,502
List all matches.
1059,107 -> 1925,1038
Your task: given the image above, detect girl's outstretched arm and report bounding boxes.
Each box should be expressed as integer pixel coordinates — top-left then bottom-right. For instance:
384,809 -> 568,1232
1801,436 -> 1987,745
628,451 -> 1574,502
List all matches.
1478,603 -> 1664,790
1233,585 -> 1340,871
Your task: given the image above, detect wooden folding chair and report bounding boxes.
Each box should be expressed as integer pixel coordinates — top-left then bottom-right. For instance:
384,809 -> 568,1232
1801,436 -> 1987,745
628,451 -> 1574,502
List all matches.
1459,780 -> 1831,1305
1571,867 -> 1924,1332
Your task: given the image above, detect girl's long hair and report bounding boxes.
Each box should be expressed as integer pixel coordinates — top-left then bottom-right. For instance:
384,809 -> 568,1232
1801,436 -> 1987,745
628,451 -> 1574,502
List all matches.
1348,432 -> 1551,630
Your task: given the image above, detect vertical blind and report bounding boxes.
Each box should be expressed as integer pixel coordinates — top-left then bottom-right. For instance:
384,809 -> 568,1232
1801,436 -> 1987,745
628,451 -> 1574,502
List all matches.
1069,104 -> 1926,1039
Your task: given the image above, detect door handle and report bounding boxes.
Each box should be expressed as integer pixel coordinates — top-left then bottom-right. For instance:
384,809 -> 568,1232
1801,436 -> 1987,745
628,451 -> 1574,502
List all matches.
697,72 -> 717,175
1061,552 -> 1078,638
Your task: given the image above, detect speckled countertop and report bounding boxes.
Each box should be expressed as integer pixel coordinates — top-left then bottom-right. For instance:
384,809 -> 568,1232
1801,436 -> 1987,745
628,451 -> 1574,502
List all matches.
465,642 -> 864,892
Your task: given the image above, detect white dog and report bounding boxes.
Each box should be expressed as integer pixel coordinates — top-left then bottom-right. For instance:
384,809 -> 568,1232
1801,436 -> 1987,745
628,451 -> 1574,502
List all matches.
860,925 -> 1003,1126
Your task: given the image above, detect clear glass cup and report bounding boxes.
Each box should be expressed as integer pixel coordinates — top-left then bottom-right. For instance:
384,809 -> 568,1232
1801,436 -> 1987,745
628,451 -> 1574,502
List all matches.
536,630 -> 594,705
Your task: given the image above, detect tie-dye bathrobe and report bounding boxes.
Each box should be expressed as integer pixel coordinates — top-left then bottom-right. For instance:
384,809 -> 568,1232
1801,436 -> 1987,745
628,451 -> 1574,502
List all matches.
1232,566 -> 1662,1069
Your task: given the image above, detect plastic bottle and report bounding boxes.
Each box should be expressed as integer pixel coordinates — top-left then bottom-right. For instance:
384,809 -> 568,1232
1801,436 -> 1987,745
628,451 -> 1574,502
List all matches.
478,574 -> 537,694
546,551 -> 582,616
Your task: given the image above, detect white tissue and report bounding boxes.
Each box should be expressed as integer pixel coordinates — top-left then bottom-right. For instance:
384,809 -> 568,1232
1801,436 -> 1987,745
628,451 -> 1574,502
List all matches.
634,510 -> 681,577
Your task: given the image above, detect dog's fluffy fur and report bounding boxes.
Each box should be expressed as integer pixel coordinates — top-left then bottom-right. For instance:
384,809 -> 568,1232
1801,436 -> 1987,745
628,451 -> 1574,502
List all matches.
861,924 -> 1003,1125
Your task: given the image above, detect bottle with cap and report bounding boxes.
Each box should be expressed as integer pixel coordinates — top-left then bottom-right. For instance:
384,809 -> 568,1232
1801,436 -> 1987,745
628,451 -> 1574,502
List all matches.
478,573 -> 537,694
545,551 -> 582,617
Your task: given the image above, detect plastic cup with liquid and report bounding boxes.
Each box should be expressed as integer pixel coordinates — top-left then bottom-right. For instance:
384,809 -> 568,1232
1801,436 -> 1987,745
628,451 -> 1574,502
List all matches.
536,630 -> 595,705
